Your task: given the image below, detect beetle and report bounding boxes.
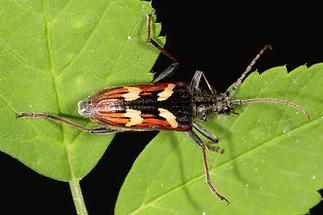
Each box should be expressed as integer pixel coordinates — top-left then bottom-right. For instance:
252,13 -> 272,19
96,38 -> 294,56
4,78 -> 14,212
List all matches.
17,12 -> 309,204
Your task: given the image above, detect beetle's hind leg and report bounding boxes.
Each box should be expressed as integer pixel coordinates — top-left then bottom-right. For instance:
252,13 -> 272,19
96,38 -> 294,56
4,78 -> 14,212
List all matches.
186,130 -> 230,204
16,112 -> 122,134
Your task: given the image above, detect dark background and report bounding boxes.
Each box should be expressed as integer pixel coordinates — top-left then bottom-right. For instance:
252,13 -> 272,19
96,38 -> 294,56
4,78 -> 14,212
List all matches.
1,1 -> 322,214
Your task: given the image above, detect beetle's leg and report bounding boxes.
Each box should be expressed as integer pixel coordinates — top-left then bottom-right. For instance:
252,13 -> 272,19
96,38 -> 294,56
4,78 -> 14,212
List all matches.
16,112 -> 121,134
152,62 -> 179,83
146,11 -> 178,62
87,127 -> 120,134
193,122 -> 218,143
147,11 -> 179,84
189,70 -> 217,94
192,122 -> 224,153
186,130 -> 230,204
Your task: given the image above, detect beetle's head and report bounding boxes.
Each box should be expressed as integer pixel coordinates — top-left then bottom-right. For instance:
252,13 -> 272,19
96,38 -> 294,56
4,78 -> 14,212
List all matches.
212,93 -> 233,115
78,99 -> 92,117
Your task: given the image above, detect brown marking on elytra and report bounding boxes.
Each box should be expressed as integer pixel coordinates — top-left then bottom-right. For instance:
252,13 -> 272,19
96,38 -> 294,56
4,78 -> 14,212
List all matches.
136,83 -> 169,92
141,113 -> 155,118
102,112 -> 125,118
96,116 -> 129,125
96,87 -> 128,100
141,118 -> 170,127
139,92 -> 153,96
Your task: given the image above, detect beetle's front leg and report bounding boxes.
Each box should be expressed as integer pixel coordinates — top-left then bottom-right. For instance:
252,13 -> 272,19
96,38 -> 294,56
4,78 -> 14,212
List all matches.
151,62 -> 179,83
189,70 -> 217,94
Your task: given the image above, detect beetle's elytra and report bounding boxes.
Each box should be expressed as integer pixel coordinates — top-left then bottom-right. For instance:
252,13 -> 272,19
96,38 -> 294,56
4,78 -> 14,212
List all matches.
17,11 -> 309,204
78,82 -> 192,131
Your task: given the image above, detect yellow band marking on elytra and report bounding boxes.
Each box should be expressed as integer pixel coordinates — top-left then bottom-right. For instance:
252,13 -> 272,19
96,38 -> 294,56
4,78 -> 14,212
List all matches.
123,87 -> 142,101
157,83 -> 176,101
158,108 -> 178,128
124,109 -> 143,127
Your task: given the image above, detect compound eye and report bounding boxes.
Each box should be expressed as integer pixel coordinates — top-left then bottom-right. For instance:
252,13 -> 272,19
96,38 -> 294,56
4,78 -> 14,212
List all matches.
222,106 -> 232,114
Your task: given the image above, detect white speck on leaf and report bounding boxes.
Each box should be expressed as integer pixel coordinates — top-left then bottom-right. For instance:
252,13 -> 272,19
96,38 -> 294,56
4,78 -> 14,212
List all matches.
128,35 -> 132,40
284,129 -> 290,134
72,19 -> 84,30
66,53 -> 74,61
292,78 -> 298,84
312,175 -> 316,180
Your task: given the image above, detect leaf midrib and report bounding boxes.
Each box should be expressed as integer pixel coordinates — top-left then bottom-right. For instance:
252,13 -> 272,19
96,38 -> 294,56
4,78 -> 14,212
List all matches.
41,0 -> 74,180
40,0 -> 145,181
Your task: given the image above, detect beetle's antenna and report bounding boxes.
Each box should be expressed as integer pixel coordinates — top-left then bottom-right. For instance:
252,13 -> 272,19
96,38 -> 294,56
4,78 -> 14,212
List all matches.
228,45 -> 272,98
230,98 -> 310,119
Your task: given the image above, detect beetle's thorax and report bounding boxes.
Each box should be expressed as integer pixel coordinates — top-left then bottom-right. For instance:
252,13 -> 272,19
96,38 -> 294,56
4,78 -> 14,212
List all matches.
192,91 -> 232,121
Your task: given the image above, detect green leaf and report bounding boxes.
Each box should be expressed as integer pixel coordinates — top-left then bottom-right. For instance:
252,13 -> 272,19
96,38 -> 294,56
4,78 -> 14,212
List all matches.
0,0 -> 162,181
116,64 -> 323,214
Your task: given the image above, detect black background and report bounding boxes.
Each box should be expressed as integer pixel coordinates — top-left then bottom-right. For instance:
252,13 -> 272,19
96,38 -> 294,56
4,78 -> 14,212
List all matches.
1,1 -> 323,214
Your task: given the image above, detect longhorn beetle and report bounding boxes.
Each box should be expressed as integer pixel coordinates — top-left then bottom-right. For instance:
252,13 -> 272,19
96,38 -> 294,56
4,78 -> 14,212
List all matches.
17,12 -> 309,204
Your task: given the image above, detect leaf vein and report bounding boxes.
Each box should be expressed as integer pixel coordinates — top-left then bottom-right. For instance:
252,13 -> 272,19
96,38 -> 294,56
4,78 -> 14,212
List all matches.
50,0 -> 73,22
57,1 -> 112,76
0,93 -> 60,141
1,44 -> 47,73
